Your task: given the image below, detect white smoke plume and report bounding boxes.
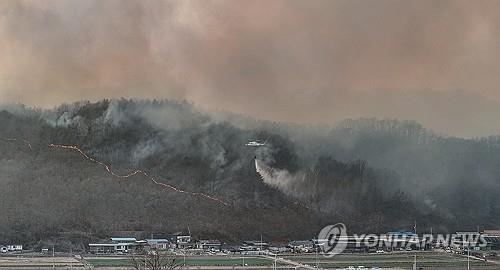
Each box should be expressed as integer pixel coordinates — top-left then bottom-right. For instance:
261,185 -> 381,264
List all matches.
131,138 -> 162,165
254,158 -> 306,198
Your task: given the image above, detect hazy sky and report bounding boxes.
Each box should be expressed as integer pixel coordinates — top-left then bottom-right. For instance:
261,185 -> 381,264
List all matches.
1,0 -> 500,137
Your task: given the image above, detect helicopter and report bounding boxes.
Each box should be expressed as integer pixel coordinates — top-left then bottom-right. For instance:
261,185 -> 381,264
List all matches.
245,140 -> 267,147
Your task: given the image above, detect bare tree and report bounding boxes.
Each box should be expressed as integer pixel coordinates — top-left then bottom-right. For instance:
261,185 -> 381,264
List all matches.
131,252 -> 183,270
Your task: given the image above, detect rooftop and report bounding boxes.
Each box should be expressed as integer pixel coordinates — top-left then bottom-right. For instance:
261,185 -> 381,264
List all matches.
111,237 -> 137,242
290,240 -> 313,246
146,239 -> 170,243
198,240 -> 221,245
243,241 -> 269,246
89,243 -> 136,246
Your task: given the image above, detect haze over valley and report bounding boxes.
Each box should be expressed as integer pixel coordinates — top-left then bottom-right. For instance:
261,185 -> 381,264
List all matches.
1,2 -> 500,263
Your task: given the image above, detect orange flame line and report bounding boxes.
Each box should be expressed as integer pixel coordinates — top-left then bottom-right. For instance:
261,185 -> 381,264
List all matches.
1,137 -> 228,206
47,143 -> 229,206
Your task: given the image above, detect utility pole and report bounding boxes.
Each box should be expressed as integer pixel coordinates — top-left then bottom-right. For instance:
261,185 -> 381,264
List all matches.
260,234 -> 263,254
315,246 -> 319,269
467,248 -> 470,270
183,251 -> 186,268
316,242 -> 324,269
430,227 -> 434,250
273,253 -> 277,270
52,245 -> 55,269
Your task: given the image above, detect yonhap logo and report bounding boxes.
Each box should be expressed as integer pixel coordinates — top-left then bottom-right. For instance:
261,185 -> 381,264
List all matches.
317,223 -> 348,257
317,223 -> 488,258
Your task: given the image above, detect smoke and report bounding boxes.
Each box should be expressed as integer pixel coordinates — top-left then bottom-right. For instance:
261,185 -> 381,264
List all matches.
255,145 -> 275,165
30,99 -> 237,180
2,1 -> 500,137
131,138 -> 162,165
103,100 -> 125,127
255,158 -> 306,198
2,99 -> 499,228
254,141 -> 317,201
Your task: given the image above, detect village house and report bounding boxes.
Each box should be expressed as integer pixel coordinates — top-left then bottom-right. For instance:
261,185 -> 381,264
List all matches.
145,239 -> 170,250
196,240 -> 222,251
0,244 -> 22,253
175,235 -> 192,249
89,237 -> 137,254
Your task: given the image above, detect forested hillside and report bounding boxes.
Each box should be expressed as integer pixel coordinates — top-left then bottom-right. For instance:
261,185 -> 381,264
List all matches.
0,100 -> 499,247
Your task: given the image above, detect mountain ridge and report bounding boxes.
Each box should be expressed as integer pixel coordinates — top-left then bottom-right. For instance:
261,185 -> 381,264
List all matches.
0,99 -> 498,246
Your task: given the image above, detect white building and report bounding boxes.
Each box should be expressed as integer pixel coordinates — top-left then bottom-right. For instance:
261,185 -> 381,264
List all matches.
0,244 -> 22,253
146,239 -> 170,250
176,235 -> 192,249
196,240 -> 221,251
89,237 -> 137,254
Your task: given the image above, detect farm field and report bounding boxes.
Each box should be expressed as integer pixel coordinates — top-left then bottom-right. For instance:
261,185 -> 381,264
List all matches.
282,251 -> 500,269
86,255 -> 278,268
1,252 -> 498,269
0,256 -> 84,269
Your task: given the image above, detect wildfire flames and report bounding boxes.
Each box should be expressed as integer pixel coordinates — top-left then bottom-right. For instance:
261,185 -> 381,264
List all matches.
1,137 -> 228,206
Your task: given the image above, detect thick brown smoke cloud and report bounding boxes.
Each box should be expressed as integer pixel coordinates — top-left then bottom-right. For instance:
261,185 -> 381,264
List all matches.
1,0 -> 500,137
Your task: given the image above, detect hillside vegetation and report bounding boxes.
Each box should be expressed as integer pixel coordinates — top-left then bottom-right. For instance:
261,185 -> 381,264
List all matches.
0,99 -> 498,246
